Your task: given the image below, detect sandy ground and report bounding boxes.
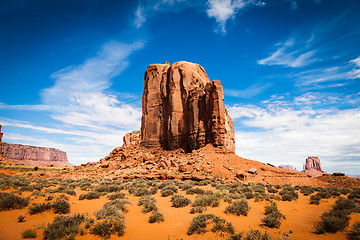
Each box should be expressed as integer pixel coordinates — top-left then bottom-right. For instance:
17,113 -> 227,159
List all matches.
0,184 -> 359,240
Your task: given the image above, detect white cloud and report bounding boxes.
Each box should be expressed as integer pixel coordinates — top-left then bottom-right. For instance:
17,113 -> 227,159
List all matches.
348,56 -> 360,79
224,82 -> 271,98
229,94 -> 360,174
206,0 -> 265,34
258,38 -> 317,67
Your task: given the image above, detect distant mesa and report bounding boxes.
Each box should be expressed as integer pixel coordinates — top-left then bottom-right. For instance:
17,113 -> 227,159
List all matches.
302,156 -> 327,177
0,124 -> 71,167
278,165 -> 296,171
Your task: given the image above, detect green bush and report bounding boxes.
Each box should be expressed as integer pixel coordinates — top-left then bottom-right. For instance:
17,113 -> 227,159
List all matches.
261,202 -> 285,228
29,202 -> 52,215
332,197 -> 358,214
43,213 -> 85,240
148,211 -> 165,223
21,229 -> 36,238
171,194 -> 191,208
348,221 -> 360,240
138,196 -> 158,213
160,184 -> 178,197
190,206 -> 205,214
300,186 -> 314,196
310,194 -> 322,205
225,199 -> 249,216
244,192 -> 254,199
245,229 -> 272,240
79,191 -> 100,200
228,232 -> 243,240
179,182 -> 194,191
279,186 -> 298,201
187,214 -> 234,236
104,199 -> 130,213
52,199 -> 70,214
90,218 -> 125,238
94,183 -> 122,193
0,192 -> 29,210
186,187 -> 206,195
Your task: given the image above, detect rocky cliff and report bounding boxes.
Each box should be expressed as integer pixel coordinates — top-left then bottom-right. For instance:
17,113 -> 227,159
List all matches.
141,61 -> 235,152
0,124 -> 3,156
302,156 -> 326,177
2,142 -> 71,167
122,131 -> 140,148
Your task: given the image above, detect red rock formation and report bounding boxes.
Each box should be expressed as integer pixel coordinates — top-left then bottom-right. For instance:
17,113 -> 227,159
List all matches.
122,131 -> 140,148
2,142 -> 71,167
302,156 -> 326,177
141,61 -> 235,152
0,124 -> 3,156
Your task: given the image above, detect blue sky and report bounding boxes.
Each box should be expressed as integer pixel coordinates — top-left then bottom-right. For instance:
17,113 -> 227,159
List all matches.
1,0 -> 359,174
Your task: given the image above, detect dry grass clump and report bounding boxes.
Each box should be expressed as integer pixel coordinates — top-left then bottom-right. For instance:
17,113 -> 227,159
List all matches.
0,192 -> 29,210
225,199 -> 250,216
90,218 -> 125,238
127,180 -> 152,196
52,199 -> 71,214
28,202 -> 52,215
107,192 -> 125,200
244,229 -> 272,240
186,187 -> 206,195
160,184 -> 178,197
193,193 -> 220,208
18,214 -> 26,222
348,221 -> 360,240
171,194 -> 191,208
279,185 -> 298,201
179,181 -> 195,191
43,213 -> 85,240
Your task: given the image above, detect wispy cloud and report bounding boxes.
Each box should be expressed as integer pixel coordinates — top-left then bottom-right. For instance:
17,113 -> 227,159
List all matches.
229,93 -> 360,174
348,56 -> 360,79
224,82 -> 271,98
258,38 -> 317,67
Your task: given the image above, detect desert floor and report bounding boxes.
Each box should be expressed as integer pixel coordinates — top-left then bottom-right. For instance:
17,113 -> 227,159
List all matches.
0,166 -> 359,240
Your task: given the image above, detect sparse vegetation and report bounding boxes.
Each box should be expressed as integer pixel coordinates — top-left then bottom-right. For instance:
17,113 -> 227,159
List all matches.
79,191 -> 101,200
187,214 -> 234,236
21,229 -> 37,238
90,218 -> 125,238
0,192 -> 29,210
138,195 -> 158,213
18,214 -> 26,222
52,199 -> 71,214
193,193 -> 220,208
29,202 -> 52,215
148,210 -> 165,223
107,192 -> 125,200
43,213 -> 85,240
279,186 -> 298,201
261,202 -> 285,228
225,199 -> 249,216
348,221 -> 360,240
245,229 -> 272,240
171,194 -> 191,208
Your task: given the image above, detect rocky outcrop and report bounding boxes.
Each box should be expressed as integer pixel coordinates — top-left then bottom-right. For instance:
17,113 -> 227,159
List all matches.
0,124 -> 3,156
302,156 -> 326,177
2,142 -> 71,167
141,61 -> 235,152
122,131 -> 140,148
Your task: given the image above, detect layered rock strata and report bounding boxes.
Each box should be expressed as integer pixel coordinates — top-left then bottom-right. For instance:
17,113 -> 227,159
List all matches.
0,124 -> 3,156
2,142 -> 70,166
141,61 -> 235,152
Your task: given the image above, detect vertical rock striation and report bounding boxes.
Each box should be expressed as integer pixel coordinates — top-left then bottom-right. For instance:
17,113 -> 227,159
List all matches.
122,131 -> 140,148
140,61 -> 235,152
303,156 -> 322,171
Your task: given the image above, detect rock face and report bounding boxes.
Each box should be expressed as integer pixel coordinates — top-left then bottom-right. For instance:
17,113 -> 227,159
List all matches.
302,156 -> 326,177
0,124 -> 3,156
2,142 -> 70,166
122,131 -> 140,148
140,61 -> 235,152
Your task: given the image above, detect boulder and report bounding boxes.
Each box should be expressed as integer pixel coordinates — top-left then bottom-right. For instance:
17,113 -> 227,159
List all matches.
122,131 -> 140,148
140,61 -> 235,152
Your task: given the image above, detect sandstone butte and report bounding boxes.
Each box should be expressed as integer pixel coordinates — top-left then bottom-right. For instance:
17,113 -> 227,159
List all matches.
302,156 -> 327,177
75,61 -> 338,187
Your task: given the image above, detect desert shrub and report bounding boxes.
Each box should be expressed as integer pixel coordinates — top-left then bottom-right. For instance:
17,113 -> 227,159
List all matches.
127,180 -> 151,196
187,214 -> 234,236
310,194 -> 322,205
85,218 -> 94,229
317,189 -> 332,199
138,196 -> 158,213
193,194 -> 220,208
171,194 -> 191,208
103,199 -> 130,213
267,186 -> 278,194
43,213 -> 85,240
90,218 -> 125,238
196,180 -> 212,186
228,232 -> 243,240
348,221 -> 360,240
190,206 -> 205,214
18,214 -> 26,222
94,183 -> 122,193
186,187 -> 206,195
148,211 -> 165,223
52,199 -> 70,214
160,184 -> 178,197
29,202 -> 52,215
348,188 -> 360,200
179,181 -> 194,191
46,195 -> 55,201
245,229 -> 272,240
107,192 -> 125,200
279,186 -> 298,201
244,192 -> 254,199
228,193 -> 243,200
261,202 -> 285,228
79,191 -> 100,200
300,186 -> 314,196
314,209 -> 350,233
45,186 -> 76,196
95,205 -> 124,220
339,187 -> 351,195
332,197 -> 358,214
0,192 -> 29,211
21,229 -> 37,238
225,199 -> 249,216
